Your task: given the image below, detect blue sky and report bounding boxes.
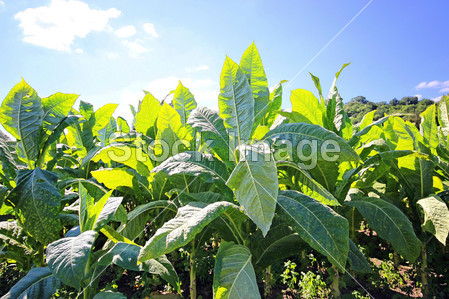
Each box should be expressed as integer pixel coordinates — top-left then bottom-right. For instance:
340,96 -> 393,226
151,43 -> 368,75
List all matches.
0,0 -> 448,122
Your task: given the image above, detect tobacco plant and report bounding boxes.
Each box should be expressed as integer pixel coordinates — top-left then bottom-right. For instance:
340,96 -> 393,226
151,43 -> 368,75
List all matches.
0,43 -> 448,299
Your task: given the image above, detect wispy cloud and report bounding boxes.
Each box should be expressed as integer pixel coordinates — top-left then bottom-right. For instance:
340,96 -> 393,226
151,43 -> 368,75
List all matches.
431,96 -> 443,102
115,25 -> 136,38
143,23 -> 158,38
123,40 -> 148,54
185,65 -> 209,73
415,80 -> 449,93
0,1 -> 5,7
14,0 -> 120,51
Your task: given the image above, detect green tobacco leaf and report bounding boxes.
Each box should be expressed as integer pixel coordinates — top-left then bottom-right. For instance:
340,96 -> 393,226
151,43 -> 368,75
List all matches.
188,107 -> 231,164
117,117 -> 130,133
152,151 -> 229,186
240,42 -> 269,129
98,242 -> 180,291
290,89 -> 323,126
264,80 -> 287,127
417,195 -> 449,245
328,63 -> 350,99
92,168 -> 134,190
92,104 -> 118,137
0,132 -> 17,181
46,230 -> 96,289
420,105 -> 439,150
356,110 -> 376,131
348,239 -> 372,273
276,161 -> 339,206
155,103 -> 192,156
438,95 -> 449,138
79,184 -> 121,232
138,201 -> 238,262
213,242 -> 260,299
251,224 -> 303,270
309,73 -> 323,101
41,93 -> 78,132
0,79 -> 43,166
227,145 -> 278,236
173,81 -> 197,126
277,190 -> 349,271
333,93 -> 353,140
219,57 -> 254,144
93,143 -> 153,176
263,123 -> 360,162
1,267 -> 60,299
115,200 -> 176,242
345,196 -> 421,262
135,92 -> 161,136
9,168 -> 61,245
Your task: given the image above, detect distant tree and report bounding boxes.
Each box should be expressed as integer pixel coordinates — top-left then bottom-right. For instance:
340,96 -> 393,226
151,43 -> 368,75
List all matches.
352,96 -> 368,104
390,98 -> 399,106
400,96 -> 419,105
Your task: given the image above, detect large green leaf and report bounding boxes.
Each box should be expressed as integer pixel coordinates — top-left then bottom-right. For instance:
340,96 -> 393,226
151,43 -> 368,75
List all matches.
135,92 -> 161,137
0,79 -> 43,166
262,123 -> 360,163
438,95 -> 449,138
91,168 -> 134,190
417,195 -> 449,245
92,104 -> 118,137
420,105 -> 439,150
290,89 -> 323,126
277,190 -> 349,271
173,81 -> 197,126
41,93 -> 78,132
227,145 -> 278,236
277,161 -> 339,206
98,242 -> 180,291
348,240 -> 372,273
79,184 -> 121,232
0,132 -> 17,181
213,242 -> 260,299
152,151 -> 229,186
264,80 -> 286,127
92,143 -> 153,176
46,230 -> 96,289
1,267 -> 60,299
251,224 -> 304,270
138,201 -> 238,262
239,42 -> 269,129
9,168 -> 61,245
218,57 -> 254,144
345,196 -> 421,262
155,103 -> 192,156
188,107 -> 231,164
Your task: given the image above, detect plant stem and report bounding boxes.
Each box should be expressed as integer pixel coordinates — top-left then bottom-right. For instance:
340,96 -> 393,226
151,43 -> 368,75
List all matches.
264,266 -> 272,298
330,265 -> 341,298
35,243 -> 45,267
421,243 -> 429,298
190,238 -> 197,299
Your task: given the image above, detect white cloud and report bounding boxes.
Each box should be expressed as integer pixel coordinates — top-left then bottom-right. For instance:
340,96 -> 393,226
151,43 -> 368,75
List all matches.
415,80 -> 449,93
14,0 -> 121,51
143,23 -> 158,37
115,25 -> 136,38
105,52 -> 120,59
75,48 -> 83,53
414,94 -> 423,100
123,40 -> 148,54
431,96 -> 443,102
185,65 -> 209,73
0,1 -> 5,7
